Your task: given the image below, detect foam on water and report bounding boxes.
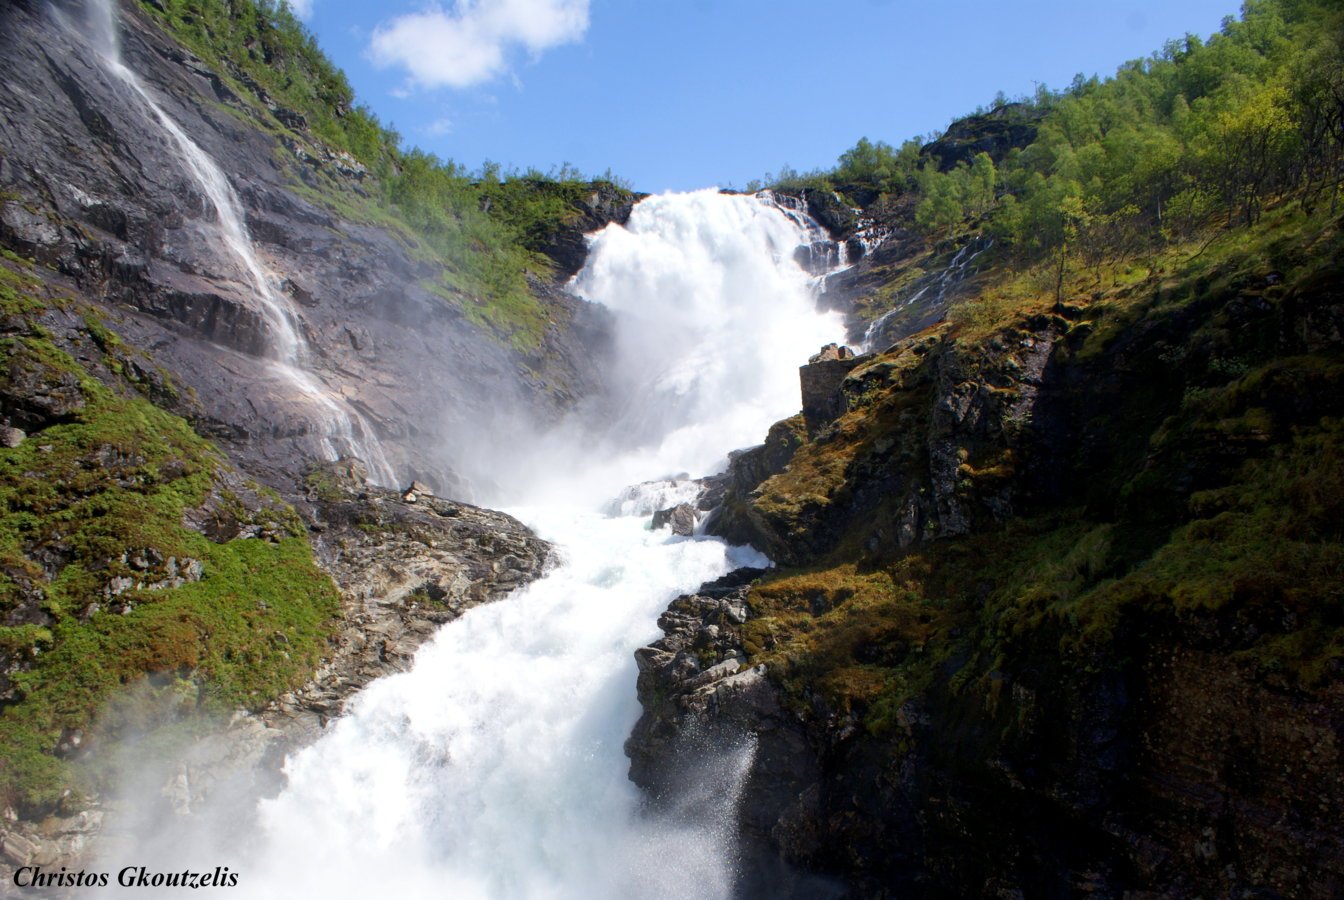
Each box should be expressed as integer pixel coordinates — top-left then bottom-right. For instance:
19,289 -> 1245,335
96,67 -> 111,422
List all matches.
65,9 -> 855,888
247,509 -> 768,899
232,189 -> 847,898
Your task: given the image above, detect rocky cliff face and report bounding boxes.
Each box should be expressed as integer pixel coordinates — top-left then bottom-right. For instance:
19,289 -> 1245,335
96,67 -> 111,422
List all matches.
0,0 -> 614,496
0,1 -> 593,874
632,207 -> 1344,895
533,181 -> 640,279
0,253 -> 557,877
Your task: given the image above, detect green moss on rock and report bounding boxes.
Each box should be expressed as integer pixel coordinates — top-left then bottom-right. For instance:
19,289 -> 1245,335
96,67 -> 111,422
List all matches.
0,273 -> 338,815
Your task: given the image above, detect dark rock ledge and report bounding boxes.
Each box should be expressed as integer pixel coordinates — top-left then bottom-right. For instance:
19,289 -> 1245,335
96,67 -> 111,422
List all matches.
626,569 -> 847,900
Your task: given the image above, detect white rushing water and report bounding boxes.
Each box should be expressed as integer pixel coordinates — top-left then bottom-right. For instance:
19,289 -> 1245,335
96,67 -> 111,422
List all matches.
209,190 -> 845,899
502,188 -> 848,506
71,4 -> 853,893
249,510 -> 769,899
70,0 -> 395,485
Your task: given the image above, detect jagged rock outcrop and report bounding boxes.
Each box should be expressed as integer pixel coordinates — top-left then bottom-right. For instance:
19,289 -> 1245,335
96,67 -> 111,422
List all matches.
635,568 -> 1344,897
769,188 -> 858,242
534,181 -> 640,279
0,455 -> 553,876
626,569 -> 844,898
921,102 -> 1044,172
627,569 -> 763,791
284,459 -> 551,726
706,318 -> 1055,565
699,415 -> 806,550
799,343 -> 862,434
650,503 -> 697,536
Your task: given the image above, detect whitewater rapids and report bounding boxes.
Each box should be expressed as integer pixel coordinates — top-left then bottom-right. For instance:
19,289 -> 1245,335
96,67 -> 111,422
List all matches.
100,188 -> 846,899
234,191 -> 845,899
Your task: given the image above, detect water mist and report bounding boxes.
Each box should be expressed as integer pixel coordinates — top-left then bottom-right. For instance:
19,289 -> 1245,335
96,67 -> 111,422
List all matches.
213,190 -> 845,898
69,10 -> 852,886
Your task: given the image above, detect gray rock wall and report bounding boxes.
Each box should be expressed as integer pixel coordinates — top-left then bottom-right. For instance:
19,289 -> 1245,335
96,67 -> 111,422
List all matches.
0,1 -> 609,496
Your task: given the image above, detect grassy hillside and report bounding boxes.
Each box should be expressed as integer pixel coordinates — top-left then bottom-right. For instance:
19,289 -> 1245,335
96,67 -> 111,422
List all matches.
717,11 -> 1344,873
739,204 -> 1343,730
697,13 -> 1344,888
0,256 -> 339,815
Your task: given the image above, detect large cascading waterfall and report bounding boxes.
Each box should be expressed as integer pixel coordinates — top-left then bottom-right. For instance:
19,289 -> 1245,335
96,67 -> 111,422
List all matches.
496,188 -> 849,507
68,0 -> 395,485
108,189 -> 848,898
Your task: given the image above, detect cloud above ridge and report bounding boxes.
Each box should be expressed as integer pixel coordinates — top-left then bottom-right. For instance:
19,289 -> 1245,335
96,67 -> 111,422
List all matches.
368,0 -> 590,90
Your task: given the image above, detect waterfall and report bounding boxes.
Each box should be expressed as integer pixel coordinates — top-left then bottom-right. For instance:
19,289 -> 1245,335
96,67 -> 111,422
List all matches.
67,0 -> 396,485
104,190 -> 848,897
862,237 -> 993,351
507,188 -> 850,504
66,1 -> 858,887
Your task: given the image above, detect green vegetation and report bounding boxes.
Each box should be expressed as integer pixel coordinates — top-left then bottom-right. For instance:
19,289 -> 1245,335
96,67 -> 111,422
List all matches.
739,197 -> 1344,736
132,0 -> 632,351
764,0 -> 1343,267
735,5 -> 1344,719
0,269 -> 339,814
133,0 -> 391,168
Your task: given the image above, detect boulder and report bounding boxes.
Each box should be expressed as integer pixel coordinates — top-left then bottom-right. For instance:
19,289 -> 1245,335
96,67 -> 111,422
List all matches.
799,343 -> 862,434
401,480 -> 434,503
651,503 -> 697,536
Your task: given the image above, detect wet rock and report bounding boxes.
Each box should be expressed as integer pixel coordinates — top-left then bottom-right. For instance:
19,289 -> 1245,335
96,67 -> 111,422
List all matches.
626,569 -> 836,896
626,568 -> 768,792
401,480 -> 434,503
1,830 -> 40,867
0,1 -> 610,491
800,189 -> 858,240
289,479 -> 552,725
651,503 -> 697,536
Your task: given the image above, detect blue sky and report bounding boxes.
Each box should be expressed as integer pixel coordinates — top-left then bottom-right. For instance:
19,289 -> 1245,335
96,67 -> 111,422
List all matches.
296,1 -> 1242,194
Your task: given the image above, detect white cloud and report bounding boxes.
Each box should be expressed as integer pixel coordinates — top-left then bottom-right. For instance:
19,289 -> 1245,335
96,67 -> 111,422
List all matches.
424,117 -> 454,135
368,0 -> 590,90
285,0 -> 314,19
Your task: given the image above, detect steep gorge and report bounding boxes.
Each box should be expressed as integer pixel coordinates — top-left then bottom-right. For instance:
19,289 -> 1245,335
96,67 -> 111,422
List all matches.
0,0 -> 1341,896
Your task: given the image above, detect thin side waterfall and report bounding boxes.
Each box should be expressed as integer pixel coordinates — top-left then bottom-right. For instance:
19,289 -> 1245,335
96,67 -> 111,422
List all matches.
70,0 -> 395,485
862,236 -> 993,351
110,190 -> 850,899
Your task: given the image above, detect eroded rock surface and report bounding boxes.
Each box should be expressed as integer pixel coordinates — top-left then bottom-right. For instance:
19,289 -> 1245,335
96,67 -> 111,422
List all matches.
0,1 -> 609,493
